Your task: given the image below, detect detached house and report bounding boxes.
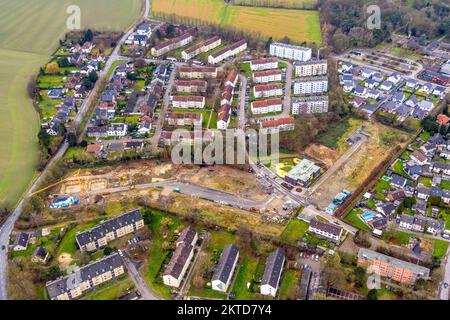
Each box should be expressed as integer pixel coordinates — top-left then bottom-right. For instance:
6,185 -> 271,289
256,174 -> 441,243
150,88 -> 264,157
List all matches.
391,174 -> 408,189
12,232 -> 29,251
308,218 -> 343,242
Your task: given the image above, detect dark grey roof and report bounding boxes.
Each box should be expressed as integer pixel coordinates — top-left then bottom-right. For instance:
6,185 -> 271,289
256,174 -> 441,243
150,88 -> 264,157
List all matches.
15,232 -> 29,248
163,242 -> 193,279
261,248 -> 285,288
212,245 -> 239,284
46,253 -> 124,299
33,246 -> 48,259
177,225 -> 197,245
76,209 -> 143,247
310,218 -> 342,237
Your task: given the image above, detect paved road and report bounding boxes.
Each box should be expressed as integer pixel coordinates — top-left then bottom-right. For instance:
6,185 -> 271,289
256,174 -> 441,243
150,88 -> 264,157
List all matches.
439,246 -> 450,300
308,127 -> 368,195
237,74 -> 247,130
0,0 -> 150,300
281,60 -> 293,116
122,253 -> 160,300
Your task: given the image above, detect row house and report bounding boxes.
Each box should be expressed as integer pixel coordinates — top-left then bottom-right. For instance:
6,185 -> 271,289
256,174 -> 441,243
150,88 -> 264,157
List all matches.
178,66 -> 218,79
151,32 -> 195,57
250,57 -> 278,71
295,59 -> 328,77
253,69 -> 282,84
269,42 -> 311,62
208,39 -> 247,64
163,226 -> 198,288
171,96 -> 205,109
76,210 -> 144,252
161,130 -> 214,146
292,95 -> 329,115
259,116 -> 295,135
175,80 -> 207,93
217,69 -> 238,130
431,162 -> 450,175
308,218 -> 343,242
46,254 -> 126,300
399,214 -> 444,235
86,123 -> 128,138
253,83 -> 283,99
181,36 -> 221,60
293,76 -> 328,95
166,112 -> 202,127
417,186 -> 450,204
357,248 -> 430,285
250,98 -> 282,115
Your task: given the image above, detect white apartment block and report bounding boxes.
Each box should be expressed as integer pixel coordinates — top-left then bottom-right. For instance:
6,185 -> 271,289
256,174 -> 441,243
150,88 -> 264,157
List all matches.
151,33 -> 194,57
181,36 -> 221,60
253,69 -> 282,84
253,83 -> 283,99
251,98 -> 282,115
250,57 -> 278,71
208,39 -> 247,64
171,96 -> 205,109
293,76 -> 328,95
292,95 -> 329,115
295,59 -> 328,77
269,42 -> 312,62
107,123 -> 128,137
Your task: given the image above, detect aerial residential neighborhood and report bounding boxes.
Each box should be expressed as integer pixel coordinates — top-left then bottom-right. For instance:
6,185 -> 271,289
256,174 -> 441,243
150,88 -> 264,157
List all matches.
0,0 -> 450,310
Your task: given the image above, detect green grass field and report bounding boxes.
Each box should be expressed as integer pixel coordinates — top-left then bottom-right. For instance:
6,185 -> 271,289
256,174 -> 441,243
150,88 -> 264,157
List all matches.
0,0 -> 142,209
151,0 -> 322,44
280,218 -> 309,245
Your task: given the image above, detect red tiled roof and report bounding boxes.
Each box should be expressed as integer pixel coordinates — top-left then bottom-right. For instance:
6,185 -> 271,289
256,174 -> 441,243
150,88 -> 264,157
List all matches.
251,98 -> 282,109
254,83 -> 282,92
261,117 -> 294,128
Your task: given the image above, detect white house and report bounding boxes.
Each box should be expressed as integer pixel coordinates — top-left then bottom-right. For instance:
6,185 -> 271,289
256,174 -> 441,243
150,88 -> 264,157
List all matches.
260,248 -> 285,297
308,218 -> 343,242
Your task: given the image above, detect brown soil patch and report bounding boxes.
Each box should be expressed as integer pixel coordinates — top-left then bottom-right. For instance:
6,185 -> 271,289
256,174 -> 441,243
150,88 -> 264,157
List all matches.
304,143 -> 339,167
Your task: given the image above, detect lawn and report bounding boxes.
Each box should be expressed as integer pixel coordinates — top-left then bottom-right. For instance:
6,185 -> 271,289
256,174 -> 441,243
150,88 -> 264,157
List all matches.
82,277 -> 134,300
151,0 -> 322,44
382,230 -> 411,246
440,180 -> 450,191
57,220 -> 100,256
37,75 -> 67,89
393,160 -> 408,178
314,117 -> 361,152
419,177 -> 432,188
343,209 -> 371,231
433,240 -> 449,259
278,269 -> 300,300
0,0 -> 142,210
144,210 -> 183,299
374,179 -> 391,200
280,218 -> 309,245
231,257 -> 262,300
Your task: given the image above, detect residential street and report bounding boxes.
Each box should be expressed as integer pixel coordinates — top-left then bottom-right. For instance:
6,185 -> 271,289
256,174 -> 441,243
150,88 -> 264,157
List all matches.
122,253 -> 160,300
237,74 -> 247,130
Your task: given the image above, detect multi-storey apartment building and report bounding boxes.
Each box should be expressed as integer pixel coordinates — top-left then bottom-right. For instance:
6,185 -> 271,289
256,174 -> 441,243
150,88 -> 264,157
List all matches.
293,76 -> 328,95
260,248 -> 285,297
178,66 -> 218,79
295,59 -> 328,77
253,83 -> 283,99
76,210 -> 144,252
46,253 -> 126,300
212,245 -> 239,292
292,95 -> 329,115
260,116 -> 295,134
217,69 -> 238,130
208,39 -> 247,64
166,112 -> 203,127
269,42 -> 312,61
175,80 -> 207,93
171,96 -> 205,109
250,57 -> 278,71
253,69 -> 282,84
151,33 -> 194,57
181,36 -> 221,60
357,248 -> 430,285
308,218 -> 343,242
251,98 -> 282,115
163,226 -> 198,288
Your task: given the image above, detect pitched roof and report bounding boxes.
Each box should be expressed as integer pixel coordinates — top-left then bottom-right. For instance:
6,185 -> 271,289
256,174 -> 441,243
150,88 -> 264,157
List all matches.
212,245 -> 239,284
261,248 -> 285,288
310,218 -> 343,237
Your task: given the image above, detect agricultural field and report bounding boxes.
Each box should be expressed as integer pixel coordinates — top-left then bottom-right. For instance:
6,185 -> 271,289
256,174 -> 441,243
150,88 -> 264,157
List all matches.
234,0 -> 317,9
0,0 -> 142,209
151,0 -> 322,44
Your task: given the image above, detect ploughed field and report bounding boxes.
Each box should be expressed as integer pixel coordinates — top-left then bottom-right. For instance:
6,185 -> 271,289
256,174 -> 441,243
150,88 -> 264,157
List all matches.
0,0 -> 142,209
151,0 -> 322,44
